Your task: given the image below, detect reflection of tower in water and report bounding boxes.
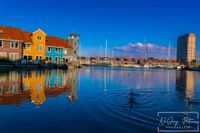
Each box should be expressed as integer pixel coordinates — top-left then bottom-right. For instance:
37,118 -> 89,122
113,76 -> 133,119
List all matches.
176,71 -> 195,99
65,68 -> 78,102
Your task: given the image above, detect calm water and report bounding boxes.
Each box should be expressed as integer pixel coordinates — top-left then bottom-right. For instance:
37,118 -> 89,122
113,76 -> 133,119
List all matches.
0,67 -> 200,133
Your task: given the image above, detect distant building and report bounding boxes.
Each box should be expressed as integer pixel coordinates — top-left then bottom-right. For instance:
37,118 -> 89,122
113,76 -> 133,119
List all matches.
177,33 -> 196,65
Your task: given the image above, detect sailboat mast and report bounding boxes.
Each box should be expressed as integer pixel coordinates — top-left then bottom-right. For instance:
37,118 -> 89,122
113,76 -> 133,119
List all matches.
100,45 -> 102,58
144,38 -> 147,59
168,42 -> 171,60
105,39 -> 108,58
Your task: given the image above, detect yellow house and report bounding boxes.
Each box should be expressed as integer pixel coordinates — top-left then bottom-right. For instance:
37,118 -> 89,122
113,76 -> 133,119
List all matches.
23,29 -> 47,61
23,71 -> 46,105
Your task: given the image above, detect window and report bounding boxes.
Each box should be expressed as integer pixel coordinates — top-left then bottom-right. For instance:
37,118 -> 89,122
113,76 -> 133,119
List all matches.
9,53 -> 19,61
24,44 -> 30,50
47,47 -> 51,52
0,40 -> 3,47
64,49 -> 67,54
55,48 -> 60,53
46,56 -> 52,62
37,36 -> 42,40
0,52 -> 6,58
74,51 -> 76,54
37,44 -> 42,51
36,56 -> 42,60
10,41 -> 19,48
74,42 -> 77,46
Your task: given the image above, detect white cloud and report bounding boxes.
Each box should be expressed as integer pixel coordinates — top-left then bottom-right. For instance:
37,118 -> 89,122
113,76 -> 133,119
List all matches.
113,42 -> 177,58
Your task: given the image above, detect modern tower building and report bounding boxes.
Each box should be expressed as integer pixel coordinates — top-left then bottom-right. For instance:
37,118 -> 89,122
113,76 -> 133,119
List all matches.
177,33 -> 196,65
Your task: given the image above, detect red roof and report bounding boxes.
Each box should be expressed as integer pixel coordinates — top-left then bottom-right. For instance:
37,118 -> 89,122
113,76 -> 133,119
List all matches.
0,26 -> 24,41
0,26 -> 72,49
46,36 -> 72,48
22,31 -> 32,43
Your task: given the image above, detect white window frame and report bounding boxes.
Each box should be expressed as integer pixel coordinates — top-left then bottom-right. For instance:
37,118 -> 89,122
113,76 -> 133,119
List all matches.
64,49 -> 67,54
24,44 -> 31,50
36,55 -> 42,60
37,36 -> 42,40
10,41 -> 19,48
0,52 -> 6,58
9,53 -> 19,61
37,44 -> 43,51
55,48 -> 60,53
47,47 -> 51,52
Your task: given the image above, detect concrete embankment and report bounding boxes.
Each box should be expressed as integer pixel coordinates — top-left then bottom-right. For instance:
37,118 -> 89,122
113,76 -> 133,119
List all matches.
0,63 -> 68,70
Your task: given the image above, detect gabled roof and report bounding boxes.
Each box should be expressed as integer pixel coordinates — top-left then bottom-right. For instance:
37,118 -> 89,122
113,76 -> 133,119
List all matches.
46,36 -> 72,49
0,26 -> 24,41
32,28 -> 47,36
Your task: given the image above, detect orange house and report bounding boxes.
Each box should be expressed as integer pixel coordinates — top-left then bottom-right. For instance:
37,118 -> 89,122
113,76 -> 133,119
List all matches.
23,29 -> 47,61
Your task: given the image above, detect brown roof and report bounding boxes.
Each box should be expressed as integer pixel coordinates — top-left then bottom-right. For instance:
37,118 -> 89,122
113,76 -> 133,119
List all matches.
46,36 -> 72,48
22,31 -> 32,43
0,26 -> 24,41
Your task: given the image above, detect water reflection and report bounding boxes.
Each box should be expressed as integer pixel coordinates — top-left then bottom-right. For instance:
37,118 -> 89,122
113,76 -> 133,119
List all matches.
1,68 -> 200,133
0,69 -> 77,105
176,71 -> 195,99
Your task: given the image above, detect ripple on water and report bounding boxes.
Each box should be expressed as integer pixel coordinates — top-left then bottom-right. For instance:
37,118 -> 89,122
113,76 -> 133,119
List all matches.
100,89 -> 164,130
102,89 -> 160,111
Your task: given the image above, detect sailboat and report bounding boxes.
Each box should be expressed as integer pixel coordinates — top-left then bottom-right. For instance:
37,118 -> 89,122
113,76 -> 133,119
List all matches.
166,42 -> 175,69
96,39 -> 111,66
143,39 -> 152,69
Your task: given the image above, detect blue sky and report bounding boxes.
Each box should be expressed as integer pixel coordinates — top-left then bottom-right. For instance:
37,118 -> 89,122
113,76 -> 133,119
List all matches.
0,0 -> 200,58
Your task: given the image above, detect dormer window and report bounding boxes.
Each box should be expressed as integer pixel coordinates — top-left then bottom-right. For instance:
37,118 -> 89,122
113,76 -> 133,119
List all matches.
37,36 -> 42,40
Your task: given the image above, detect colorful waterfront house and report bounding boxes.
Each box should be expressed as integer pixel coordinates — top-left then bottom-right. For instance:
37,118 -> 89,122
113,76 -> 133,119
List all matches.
23,29 -> 47,61
45,36 -> 64,64
0,26 -> 24,61
0,26 -> 79,64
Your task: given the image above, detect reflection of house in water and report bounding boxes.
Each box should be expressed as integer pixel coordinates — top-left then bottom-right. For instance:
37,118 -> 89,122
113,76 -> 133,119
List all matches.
0,71 -> 21,94
44,69 -> 78,102
45,70 -> 63,88
0,71 -> 30,105
176,71 -> 195,99
0,69 -> 78,105
45,70 -> 69,97
23,70 -> 46,105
